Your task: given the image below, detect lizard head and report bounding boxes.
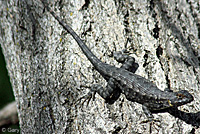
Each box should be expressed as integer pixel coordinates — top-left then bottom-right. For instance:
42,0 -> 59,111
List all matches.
169,90 -> 194,107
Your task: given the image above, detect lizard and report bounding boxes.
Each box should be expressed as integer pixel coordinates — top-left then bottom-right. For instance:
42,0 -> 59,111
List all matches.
40,0 -> 194,122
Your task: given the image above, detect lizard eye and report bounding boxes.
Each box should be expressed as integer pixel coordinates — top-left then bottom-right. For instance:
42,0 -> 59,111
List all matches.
176,93 -> 185,99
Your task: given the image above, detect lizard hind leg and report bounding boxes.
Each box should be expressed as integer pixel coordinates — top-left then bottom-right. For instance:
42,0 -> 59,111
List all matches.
113,51 -> 139,73
77,78 -> 121,106
92,78 -> 121,104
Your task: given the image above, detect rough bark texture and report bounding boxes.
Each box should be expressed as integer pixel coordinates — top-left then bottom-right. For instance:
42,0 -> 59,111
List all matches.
0,0 -> 200,133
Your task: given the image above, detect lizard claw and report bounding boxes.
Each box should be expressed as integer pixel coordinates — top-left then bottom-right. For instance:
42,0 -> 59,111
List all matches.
140,118 -> 160,124
76,90 -> 96,107
140,118 -> 161,133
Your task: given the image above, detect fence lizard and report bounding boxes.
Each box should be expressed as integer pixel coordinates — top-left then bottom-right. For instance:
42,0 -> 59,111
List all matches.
40,0 -> 194,122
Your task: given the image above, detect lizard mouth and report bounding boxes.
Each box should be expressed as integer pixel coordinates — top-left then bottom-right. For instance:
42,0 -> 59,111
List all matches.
173,90 -> 194,106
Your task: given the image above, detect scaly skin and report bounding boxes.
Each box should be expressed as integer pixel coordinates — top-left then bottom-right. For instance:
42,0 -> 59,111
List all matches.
41,0 -> 194,120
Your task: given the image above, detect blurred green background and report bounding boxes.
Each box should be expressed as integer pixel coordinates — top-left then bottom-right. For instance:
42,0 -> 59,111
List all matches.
0,47 -> 20,133
0,47 -> 14,109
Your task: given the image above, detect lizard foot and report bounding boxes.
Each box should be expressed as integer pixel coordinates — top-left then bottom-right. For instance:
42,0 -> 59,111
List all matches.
75,90 -> 96,107
141,105 -> 161,130
140,118 -> 161,133
75,84 -> 102,107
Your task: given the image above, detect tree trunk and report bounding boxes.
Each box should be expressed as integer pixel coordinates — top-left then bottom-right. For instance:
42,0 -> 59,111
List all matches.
0,0 -> 199,133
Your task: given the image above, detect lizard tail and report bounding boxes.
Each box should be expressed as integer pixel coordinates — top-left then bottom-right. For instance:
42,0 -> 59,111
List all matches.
41,0 -> 102,68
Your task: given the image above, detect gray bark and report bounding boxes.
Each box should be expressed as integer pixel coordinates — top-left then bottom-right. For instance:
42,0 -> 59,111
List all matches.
0,0 -> 199,133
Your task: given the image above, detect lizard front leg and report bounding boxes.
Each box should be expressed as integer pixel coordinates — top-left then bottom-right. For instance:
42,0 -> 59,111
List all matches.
141,105 -> 161,133
142,105 -> 154,122
141,105 -> 161,126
